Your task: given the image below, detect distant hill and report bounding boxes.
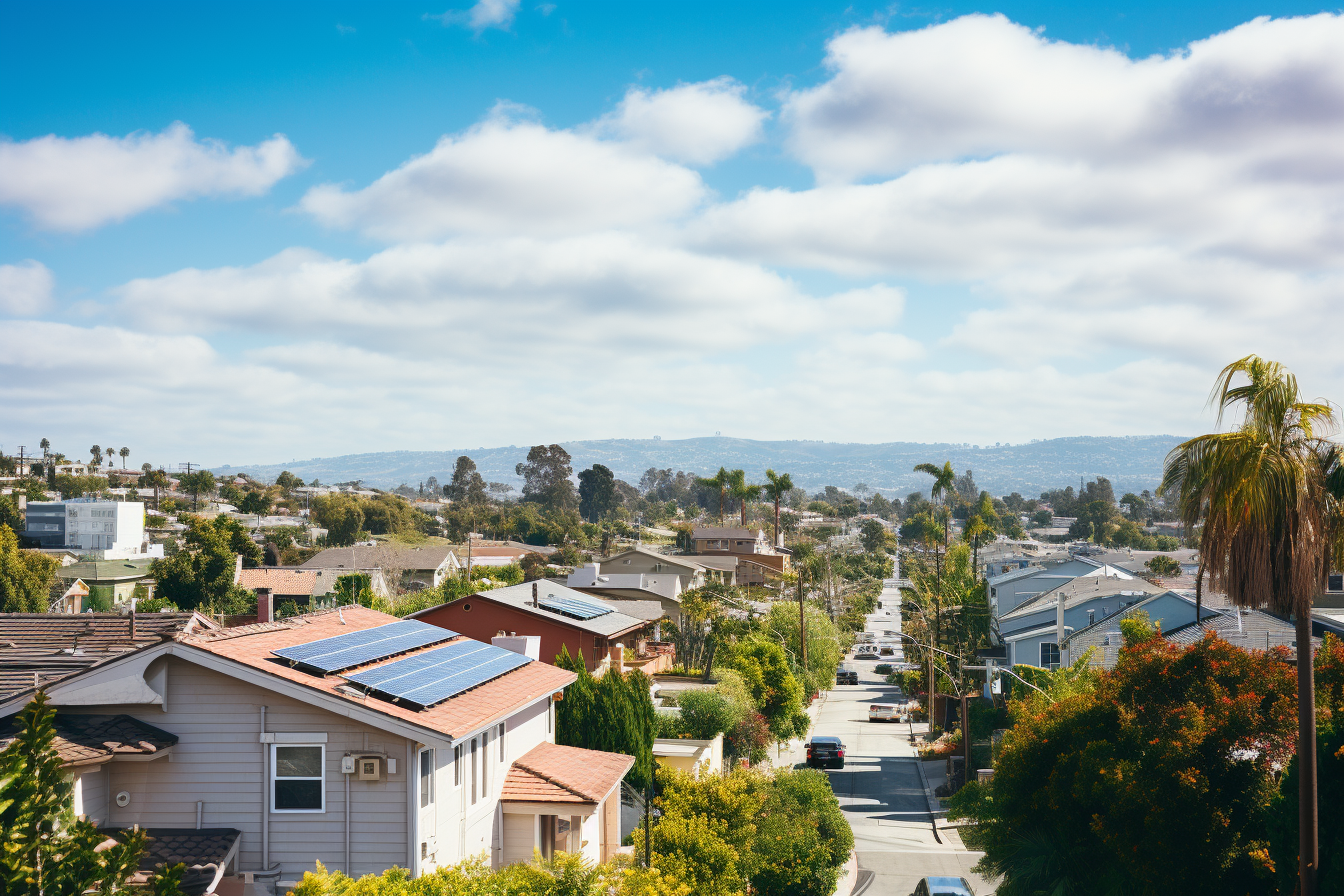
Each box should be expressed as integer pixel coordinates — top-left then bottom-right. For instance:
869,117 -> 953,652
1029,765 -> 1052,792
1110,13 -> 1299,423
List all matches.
216,435 -> 1186,499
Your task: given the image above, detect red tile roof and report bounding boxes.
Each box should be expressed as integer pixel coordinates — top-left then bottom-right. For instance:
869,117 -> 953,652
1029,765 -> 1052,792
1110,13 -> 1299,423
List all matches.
501,742 -> 633,805
236,568 -> 320,596
180,606 -> 574,740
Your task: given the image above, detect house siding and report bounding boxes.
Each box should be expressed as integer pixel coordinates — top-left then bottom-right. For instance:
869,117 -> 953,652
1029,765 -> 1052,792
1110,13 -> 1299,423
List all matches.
417,602 -> 610,672
63,656 -> 410,879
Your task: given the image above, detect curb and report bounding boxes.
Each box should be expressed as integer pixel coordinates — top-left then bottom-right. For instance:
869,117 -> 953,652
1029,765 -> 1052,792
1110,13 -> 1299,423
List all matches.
831,848 -> 860,896
915,758 -> 943,844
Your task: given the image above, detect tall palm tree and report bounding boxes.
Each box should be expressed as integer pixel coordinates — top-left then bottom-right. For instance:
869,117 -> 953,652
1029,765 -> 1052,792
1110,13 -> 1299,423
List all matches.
915,461 -> 956,575
105,447 -> 115,468
695,467 -> 732,523
726,469 -> 760,526
119,447 -> 129,469
39,438 -> 49,458
762,469 -> 794,547
1159,355 -> 1341,896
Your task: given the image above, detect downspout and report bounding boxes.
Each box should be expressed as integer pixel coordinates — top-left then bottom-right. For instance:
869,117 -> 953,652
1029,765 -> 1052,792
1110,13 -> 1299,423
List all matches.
345,767 -> 351,876
407,742 -> 417,876
260,706 -> 269,871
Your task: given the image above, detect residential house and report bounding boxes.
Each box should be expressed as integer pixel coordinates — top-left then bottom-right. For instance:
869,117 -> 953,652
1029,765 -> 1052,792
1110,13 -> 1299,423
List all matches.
460,543 -> 554,570
23,499 -> 152,560
597,548 -> 710,590
652,734 -> 723,778
412,582 -> 666,674
689,527 -> 790,574
1061,591 -> 1221,668
234,566 -> 392,613
53,558 -> 157,610
0,607 -> 631,886
301,545 -> 461,591
998,576 -> 1164,668
565,562 -> 683,622
986,557 -> 1139,618
1166,606 -> 1318,658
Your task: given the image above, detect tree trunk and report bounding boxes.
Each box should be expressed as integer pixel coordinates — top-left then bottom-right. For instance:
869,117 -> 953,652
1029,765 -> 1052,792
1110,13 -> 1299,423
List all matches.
774,498 -> 781,547
1296,608 -> 1319,896
741,497 -> 747,526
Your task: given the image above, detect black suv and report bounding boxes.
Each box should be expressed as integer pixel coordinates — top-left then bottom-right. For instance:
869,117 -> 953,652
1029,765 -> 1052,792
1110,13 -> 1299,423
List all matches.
806,736 -> 846,769
836,666 -> 859,685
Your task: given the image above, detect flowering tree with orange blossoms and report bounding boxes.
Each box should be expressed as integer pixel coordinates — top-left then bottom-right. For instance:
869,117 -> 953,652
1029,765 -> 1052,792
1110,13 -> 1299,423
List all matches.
951,630 -> 1298,896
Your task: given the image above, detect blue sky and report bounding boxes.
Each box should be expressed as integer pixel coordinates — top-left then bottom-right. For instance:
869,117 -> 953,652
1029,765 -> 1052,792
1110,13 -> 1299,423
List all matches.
3,1 -> 1343,467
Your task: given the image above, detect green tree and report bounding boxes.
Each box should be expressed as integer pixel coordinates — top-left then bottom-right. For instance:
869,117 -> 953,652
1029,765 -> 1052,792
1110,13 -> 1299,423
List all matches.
952,627 -> 1297,895
238,490 -> 271,518
0,495 -> 24,538
177,470 -> 216,511
762,602 -> 842,697
118,446 -> 129,468
311,494 -> 365,546
914,461 -> 956,574
578,464 -> 619,522
275,470 -> 304,491
138,468 -> 171,511
1159,355 -> 1344,896
1145,554 -> 1182,578
445,455 -> 488,505
151,515 -> 261,611
725,469 -> 759,526
88,444 -> 101,468
723,639 -> 807,742
516,445 -> 577,513
0,692 -> 180,896
554,648 -> 657,789
695,468 -> 732,523
860,518 -> 892,554
663,583 -> 735,676
761,469 -> 793,548
0,526 -> 58,612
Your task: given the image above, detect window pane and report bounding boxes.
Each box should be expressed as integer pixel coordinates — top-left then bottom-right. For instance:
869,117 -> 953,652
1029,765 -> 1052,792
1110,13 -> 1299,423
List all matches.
275,779 -> 322,810
420,750 -> 433,808
275,746 -> 322,777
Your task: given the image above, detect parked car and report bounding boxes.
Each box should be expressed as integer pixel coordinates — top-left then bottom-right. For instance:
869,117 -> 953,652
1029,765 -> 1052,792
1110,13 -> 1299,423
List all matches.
912,877 -> 976,896
877,645 -> 899,659
868,703 -> 903,722
805,736 -> 846,769
836,666 -> 859,685
853,644 -> 880,660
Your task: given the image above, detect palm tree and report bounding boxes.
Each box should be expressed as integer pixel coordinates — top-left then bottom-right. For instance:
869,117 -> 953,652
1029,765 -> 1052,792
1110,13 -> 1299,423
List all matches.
89,445 -> 101,468
1159,355 -> 1342,896
105,447 -> 115,468
726,469 -> 760,526
762,469 -> 794,547
119,447 -> 129,468
39,438 -> 49,458
695,467 -> 732,523
964,514 -> 990,571
915,461 -> 956,575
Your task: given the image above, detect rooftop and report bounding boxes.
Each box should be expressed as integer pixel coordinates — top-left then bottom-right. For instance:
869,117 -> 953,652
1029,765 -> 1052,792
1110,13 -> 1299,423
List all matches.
300,544 -> 459,571
419,582 -> 653,637
501,741 -> 633,805
1001,575 -> 1162,621
691,526 -> 761,540
0,713 -> 178,766
236,567 -> 321,596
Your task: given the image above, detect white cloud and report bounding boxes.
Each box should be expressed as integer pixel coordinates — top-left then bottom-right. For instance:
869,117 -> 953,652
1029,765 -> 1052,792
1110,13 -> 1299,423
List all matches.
597,78 -> 769,164
299,112 -> 707,240
429,0 -> 521,32
0,260 -> 53,315
0,122 -> 306,232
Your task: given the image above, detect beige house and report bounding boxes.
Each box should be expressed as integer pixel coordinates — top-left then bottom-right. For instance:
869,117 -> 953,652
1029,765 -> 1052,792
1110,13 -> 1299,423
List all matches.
653,734 -> 723,778
300,545 -> 461,590
0,607 -> 631,888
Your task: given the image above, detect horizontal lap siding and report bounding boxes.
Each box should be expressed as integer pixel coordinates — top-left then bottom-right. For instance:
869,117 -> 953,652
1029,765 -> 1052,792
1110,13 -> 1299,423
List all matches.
502,813 -> 535,865
71,656 -> 408,878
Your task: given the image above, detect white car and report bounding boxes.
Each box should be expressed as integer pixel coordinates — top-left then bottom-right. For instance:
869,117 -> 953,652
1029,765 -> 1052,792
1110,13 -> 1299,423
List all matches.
868,703 -> 906,722
854,644 -> 880,660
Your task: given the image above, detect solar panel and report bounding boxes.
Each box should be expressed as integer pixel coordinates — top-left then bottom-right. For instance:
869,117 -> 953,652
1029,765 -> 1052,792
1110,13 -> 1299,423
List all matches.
537,594 -> 613,620
345,641 -> 530,707
273,620 -> 457,673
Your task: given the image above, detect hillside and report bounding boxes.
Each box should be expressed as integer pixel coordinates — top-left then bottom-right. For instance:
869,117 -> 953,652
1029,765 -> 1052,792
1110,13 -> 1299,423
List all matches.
216,435 -> 1185,499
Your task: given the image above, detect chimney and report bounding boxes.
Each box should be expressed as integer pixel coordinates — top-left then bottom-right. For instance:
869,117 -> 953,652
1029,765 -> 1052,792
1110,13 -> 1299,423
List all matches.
531,581 -> 538,608
257,588 -> 273,623
609,642 -> 625,674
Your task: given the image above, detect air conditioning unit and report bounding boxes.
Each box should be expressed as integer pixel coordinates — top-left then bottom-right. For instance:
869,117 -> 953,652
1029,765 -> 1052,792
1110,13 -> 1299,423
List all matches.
358,757 -> 381,780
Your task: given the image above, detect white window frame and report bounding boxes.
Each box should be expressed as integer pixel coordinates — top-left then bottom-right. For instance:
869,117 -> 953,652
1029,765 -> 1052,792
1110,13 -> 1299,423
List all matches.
497,723 -> 505,762
419,747 -> 435,809
271,743 -> 325,814
453,744 -> 462,787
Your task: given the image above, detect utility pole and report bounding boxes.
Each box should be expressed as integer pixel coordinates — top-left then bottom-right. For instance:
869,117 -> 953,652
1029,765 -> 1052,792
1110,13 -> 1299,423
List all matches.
797,570 -> 808,669
961,693 -> 972,790
179,463 -> 199,511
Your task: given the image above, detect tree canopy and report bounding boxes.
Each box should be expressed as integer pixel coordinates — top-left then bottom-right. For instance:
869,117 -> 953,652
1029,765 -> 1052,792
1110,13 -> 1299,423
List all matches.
0,525 -> 58,613
578,463 -> 619,522
516,444 -> 578,512
151,515 -> 261,612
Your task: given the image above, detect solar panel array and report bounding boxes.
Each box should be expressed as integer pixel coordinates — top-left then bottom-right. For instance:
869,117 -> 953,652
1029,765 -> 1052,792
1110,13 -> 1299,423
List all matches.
536,594 -> 614,621
272,620 -> 456,673
345,641 -> 530,707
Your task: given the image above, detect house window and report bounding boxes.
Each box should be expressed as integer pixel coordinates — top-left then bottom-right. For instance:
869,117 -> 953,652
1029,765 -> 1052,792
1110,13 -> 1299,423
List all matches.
453,745 -> 462,786
480,732 -> 490,797
1330,573 -> 1343,593
547,697 -> 553,734
1040,643 -> 1060,668
470,738 -> 478,805
419,748 -> 434,808
272,745 -> 324,812
498,723 -> 505,762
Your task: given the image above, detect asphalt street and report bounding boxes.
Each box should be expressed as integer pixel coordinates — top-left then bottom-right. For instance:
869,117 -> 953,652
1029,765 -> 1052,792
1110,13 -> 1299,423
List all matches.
806,582 -> 995,896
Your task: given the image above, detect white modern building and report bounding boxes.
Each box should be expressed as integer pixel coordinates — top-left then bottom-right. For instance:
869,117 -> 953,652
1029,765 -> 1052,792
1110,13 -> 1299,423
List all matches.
25,499 -> 150,559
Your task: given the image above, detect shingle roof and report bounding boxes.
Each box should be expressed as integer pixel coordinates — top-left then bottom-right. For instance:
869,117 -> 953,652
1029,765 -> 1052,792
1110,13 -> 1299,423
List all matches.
54,560 -> 156,583
1001,575 -> 1161,620
300,545 -> 458,572
236,567 -> 320,596
100,828 -> 241,896
692,527 -> 760,540
422,582 -> 651,637
600,547 -> 706,571
1166,608 -> 1319,656
501,742 -> 633,805
0,713 -> 178,766
182,606 -> 574,741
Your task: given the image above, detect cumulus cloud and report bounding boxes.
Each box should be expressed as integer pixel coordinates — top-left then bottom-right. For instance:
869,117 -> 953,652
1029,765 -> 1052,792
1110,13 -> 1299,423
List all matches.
0,123 -> 306,231
428,0 -> 521,32
597,78 -> 769,164
0,260 -> 54,316
299,112 -> 707,240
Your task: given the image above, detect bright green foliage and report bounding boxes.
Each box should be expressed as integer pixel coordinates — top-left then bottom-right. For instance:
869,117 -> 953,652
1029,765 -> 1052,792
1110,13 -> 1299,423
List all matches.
1119,609 -> 1156,647
1268,633 -> 1344,895
0,693 -> 180,895
0,494 -> 25,536
151,515 -> 262,611
720,639 -> 807,742
1145,554 -> 1182,578
642,766 -> 852,896
952,630 -> 1297,896
312,494 -> 366,546
177,470 -> 216,509
761,602 -> 841,696
0,526 -> 58,613
238,490 -> 272,516
662,583 -> 736,676
291,853 -> 690,896
554,648 -> 656,790
52,474 -> 111,500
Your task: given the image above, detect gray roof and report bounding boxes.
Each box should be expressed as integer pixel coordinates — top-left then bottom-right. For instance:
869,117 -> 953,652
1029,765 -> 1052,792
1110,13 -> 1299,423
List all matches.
691,526 -> 760,540
600,547 -> 706,572
1166,608 -> 1318,656
684,555 -> 739,571
301,544 -> 457,572
1002,574 -> 1161,621
418,581 -> 651,637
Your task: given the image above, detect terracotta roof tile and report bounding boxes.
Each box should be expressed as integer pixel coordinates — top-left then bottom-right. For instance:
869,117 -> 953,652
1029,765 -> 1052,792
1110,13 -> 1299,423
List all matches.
236,568 -> 320,596
501,742 -> 633,805
181,606 -> 574,740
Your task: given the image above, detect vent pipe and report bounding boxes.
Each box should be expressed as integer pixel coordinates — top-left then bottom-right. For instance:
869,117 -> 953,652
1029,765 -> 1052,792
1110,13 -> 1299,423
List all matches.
532,581 -> 538,608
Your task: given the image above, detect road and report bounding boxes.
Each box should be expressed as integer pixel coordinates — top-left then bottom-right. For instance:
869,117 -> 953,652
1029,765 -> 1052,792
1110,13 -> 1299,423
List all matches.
806,582 -> 995,896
